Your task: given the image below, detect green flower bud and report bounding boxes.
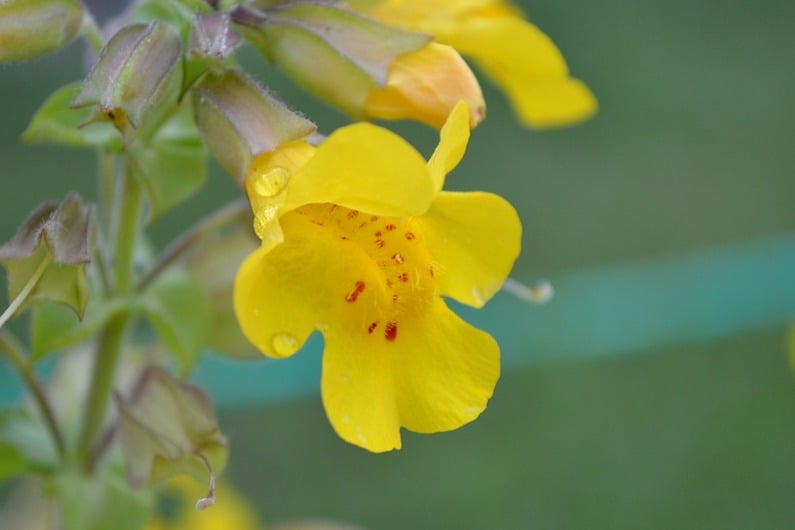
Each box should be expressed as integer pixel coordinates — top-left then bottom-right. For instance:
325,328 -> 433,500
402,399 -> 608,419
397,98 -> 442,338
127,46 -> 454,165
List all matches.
192,69 -> 315,183
0,0 -> 84,63
71,22 -> 182,140
0,193 -> 92,318
115,366 -> 228,489
232,3 -> 430,118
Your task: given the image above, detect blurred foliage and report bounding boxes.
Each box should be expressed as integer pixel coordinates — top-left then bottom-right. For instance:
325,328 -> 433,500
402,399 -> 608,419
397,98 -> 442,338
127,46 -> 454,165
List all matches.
1,0 -> 794,528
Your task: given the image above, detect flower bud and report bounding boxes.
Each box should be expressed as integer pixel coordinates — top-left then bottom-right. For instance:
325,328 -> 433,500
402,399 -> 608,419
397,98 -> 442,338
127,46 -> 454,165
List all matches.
234,3 -> 462,124
189,12 -> 241,65
192,69 -> 316,183
71,22 -> 182,139
0,0 -> 83,63
365,42 -> 485,129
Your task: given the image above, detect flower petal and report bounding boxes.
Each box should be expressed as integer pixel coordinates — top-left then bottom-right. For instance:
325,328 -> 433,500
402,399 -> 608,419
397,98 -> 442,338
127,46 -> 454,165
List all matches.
234,206 -> 399,359
416,190 -> 521,307
438,9 -> 597,128
364,42 -> 485,130
283,122 -> 436,216
427,100 -> 471,193
322,297 -> 499,451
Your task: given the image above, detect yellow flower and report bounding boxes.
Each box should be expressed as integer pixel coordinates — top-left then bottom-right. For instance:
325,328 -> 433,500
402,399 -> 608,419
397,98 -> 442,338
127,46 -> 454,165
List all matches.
144,477 -> 261,530
234,102 -> 521,452
349,0 -> 597,128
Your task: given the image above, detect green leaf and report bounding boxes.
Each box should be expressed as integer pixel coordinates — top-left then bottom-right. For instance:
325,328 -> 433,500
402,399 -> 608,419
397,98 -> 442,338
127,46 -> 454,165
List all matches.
0,441 -> 26,482
0,409 -> 58,476
56,463 -> 154,530
115,367 -> 227,488
22,82 -> 122,149
138,268 -> 211,375
183,215 -> 261,359
0,194 -> 93,319
31,298 -> 129,361
130,105 -> 207,221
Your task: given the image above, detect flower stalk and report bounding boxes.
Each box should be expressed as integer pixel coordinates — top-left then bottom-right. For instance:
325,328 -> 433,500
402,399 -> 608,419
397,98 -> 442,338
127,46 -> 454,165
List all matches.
0,330 -> 66,459
75,169 -> 142,472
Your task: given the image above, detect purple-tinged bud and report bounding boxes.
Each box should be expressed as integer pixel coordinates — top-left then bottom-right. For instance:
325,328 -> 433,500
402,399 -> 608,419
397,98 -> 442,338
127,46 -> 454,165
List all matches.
189,12 -> 241,65
71,22 -> 182,139
234,3 -> 430,118
0,0 -> 84,63
192,69 -> 316,183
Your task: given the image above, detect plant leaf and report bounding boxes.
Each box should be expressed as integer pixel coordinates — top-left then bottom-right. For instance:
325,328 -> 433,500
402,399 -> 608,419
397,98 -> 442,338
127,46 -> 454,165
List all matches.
130,105 -> 207,221
22,82 -> 122,149
137,268 -> 211,375
55,464 -> 153,530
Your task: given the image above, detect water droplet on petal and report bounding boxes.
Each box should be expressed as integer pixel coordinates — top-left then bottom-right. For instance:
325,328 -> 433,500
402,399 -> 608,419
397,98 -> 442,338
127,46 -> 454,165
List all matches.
254,167 -> 290,197
272,332 -> 299,356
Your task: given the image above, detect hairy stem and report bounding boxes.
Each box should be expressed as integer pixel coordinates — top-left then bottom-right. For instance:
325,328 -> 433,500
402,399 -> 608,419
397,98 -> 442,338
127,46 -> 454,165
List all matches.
0,331 -> 66,459
75,170 -> 142,472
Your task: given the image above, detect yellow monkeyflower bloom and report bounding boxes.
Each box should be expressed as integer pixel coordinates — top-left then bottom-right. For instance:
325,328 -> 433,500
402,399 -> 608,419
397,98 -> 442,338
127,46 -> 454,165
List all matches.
350,0 -> 597,128
234,102 -> 521,452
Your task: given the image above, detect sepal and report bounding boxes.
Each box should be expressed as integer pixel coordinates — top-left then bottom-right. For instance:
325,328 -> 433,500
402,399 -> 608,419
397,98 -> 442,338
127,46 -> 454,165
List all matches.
0,193 -> 92,318
192,69 -> 315,182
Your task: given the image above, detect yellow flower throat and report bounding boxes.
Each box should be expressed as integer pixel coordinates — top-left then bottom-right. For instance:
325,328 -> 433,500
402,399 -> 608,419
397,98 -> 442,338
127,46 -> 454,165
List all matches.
291,203 -> 436,342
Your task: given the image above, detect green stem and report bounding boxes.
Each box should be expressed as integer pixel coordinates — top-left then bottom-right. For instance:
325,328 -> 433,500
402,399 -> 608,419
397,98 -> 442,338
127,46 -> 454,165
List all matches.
81,10 -> 105,53
136,198 -> 249,291
0,331 -> 66,459
75,170 -> 142,472
0,254 -> 51,330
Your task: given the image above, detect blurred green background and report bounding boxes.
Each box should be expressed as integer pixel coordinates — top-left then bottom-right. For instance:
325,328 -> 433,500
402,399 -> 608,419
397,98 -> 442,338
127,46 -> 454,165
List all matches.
2,0 -> 795,528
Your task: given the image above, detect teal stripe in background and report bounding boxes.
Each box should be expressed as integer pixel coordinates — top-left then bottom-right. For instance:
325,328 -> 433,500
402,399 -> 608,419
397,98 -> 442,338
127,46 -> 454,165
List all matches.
3,233 -> 794,407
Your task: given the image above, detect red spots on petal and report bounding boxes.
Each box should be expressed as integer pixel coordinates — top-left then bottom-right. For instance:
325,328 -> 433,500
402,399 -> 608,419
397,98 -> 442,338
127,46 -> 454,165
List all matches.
391,253 -> 404,264
359,221 -> 368,228
312,220 -> 324,226
367,322 -> 378,334
385,223 -> 396,231
392,294 -> 399,303
345,281 -> 366,303
374,231 -> 382,237
384,321 -> 398,341
347,210 -> 359,219
405,232 -> 416,240
340,235 -> 350,240
370,215 -> 379,222
386,279 -> 394,288
375,239 -> 385,248
429,265 -> 435,277
397,272 -> 409,283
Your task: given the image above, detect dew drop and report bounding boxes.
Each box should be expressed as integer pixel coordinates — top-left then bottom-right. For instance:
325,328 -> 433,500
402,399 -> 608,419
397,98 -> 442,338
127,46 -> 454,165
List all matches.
272,332 -> 299,356
253,167 -> 290,197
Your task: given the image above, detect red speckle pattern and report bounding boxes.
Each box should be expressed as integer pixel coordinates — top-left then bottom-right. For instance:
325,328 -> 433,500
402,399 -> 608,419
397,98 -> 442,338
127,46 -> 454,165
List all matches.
367,322 -> 378,334
345,280 -> 366,303
384,321 -> 398,341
